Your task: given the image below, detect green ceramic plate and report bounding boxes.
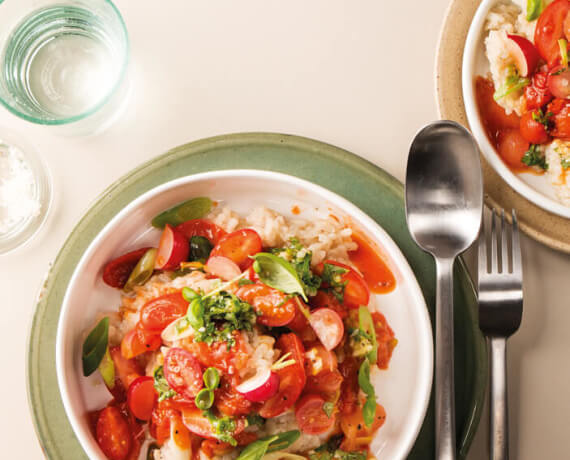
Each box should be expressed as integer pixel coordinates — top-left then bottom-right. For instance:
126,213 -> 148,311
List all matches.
27,133 -> 486,459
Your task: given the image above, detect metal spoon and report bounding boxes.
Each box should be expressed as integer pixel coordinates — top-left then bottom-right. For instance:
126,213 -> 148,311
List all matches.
405,121 -> 483,460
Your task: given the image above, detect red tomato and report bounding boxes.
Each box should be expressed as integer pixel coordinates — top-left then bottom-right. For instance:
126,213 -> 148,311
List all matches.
497,129 -> 530,168
127,376 -> 157,421
185,331 -> 250,374
175,219 -> 227,245
140,292 -> 188,332
310,290 -> 348,319
340,403 -> 386,451
304,344 -> 338,376
286,299 -> 317,342
548,98 -> 570,137
305,370 -> 344,398
317,260 -> 370,309
535,0 -> 570,66
164,348 -> 204,399
149,402 -> 177,446
155,224 -> 190,270
182,408 -> 247,439
209,229 -> 262,270
96,406 -> 133,460
102,247 -> 152,289
520,111 -> 550,144
109,346 -> 143,391
338,357 -> 360,416
548,66 -> 570,99
525,71 -> 554,110
215,375 -> 253,416
120,325 -> 161,359
259,333 -> 306,418
295,394 -> 335,435
475,77 -> 521,140
235,283 -> 296,326
373,312 -> 398,369
309,308 -> 344,351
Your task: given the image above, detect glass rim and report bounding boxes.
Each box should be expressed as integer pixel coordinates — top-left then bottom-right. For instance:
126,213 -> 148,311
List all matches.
0,0 -> 129,126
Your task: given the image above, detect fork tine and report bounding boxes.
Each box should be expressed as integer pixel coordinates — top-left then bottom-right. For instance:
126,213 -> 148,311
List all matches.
511,210 -> 522,278
491,209 -> 498,273
500,209 -> 509,273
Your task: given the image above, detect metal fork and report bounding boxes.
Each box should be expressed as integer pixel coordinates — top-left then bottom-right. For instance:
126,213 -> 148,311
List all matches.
478,209 -> 523,460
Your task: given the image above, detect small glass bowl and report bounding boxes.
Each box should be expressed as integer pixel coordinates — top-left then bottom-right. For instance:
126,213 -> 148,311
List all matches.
0,129 -> 52,254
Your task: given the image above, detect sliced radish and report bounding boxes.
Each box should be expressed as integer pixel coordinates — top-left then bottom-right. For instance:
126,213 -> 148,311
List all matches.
155,224 -> 190,270
309,308 -> 344,351
236,368 -> 280,402
506,34 -> 540,77
205,256 -> 242,280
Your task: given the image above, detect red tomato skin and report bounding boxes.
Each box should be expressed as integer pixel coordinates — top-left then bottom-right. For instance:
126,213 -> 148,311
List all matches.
215,375 -> 253,416
164,348 -> 204,399
295,393 -> 335,435
96,406 -> 133,460
520,111 -> 550,144
535,0 -> 570,66
120,325 -> 161,359
235,283 -> 296,326
497,129 -> 530,168
175,219 -> 227,245
310,290 -> 348,319
525,71 -> 554,110
304,344 -> 338,376
102,247 -> 152,289
548,98 -> 570,138
209,228 -> 262,270
305,370 -> 344,398
340,403 -> 386,452
127,376 -> 157,421
372,312 -> 398,369
317,260 -> 370,309
259,333 -> 307,418
185,331 -> 250,375
109,346 -> 143,392
140,292 -> 188,332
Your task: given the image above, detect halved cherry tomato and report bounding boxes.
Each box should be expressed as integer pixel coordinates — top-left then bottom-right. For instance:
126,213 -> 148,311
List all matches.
120,325 -> 161,359
181,408 -> 247,439
215,375 -> 253,416
164,348 -> 204,399
175,219 -> 227,245
520,111 -> 550,144
373,312 -> 398,369
340,403 -> 386,452
548,97 -> 570,138
209,229 -> 262,270
102,247 -> 152,289
149,402 -> 177,446
305,370 -> 343,398
96,406 -> 133,460
316,260 -> 370,309
535,0 -> 570,66
304,344 -> 338,376
525,71 -> 553,110
497,129 -> 530,168
549,66 -> 570,100
140,292 -> 188,333
286,298 -> 316,342
109,346 -> 143,391
235,283 -> 296,326
259,333 -> 306,418
155,224 -> 190,270
127,376 -> 157,421
295,394 -> 335,435
185,331 -> 250,374
309,308 -> 344,351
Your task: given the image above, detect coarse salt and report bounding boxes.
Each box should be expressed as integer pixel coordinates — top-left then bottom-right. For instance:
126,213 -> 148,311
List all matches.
0,141 -> 40,236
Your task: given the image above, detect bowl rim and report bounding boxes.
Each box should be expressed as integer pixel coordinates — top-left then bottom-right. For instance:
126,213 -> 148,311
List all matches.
462,0 -> 570,219
55,169 -> 434,460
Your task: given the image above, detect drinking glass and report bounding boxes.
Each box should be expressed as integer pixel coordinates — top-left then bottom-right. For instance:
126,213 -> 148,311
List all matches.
0,0 -> 129,135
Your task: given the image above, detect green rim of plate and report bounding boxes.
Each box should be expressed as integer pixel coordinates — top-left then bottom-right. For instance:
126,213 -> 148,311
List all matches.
26,132 -> 487,459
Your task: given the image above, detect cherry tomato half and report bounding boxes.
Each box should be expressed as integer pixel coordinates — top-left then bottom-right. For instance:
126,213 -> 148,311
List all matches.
215,375 -> 253,416
127,376 -> 157,421
305,370 -> 344,399
209,229 -> 262,270
235,283 -> 297,327
175,219 -> 227,245
259,333 -> 306,418
520,111 -> 550,144
140,292 -> 188,333
185,331 -> 250,374
525,71 -> 553,110
164,348 -> 204,399
102,247 -> 152,289
497,129 -> 530,168
96,406 -> 133,460
295,393 -> 335,435
317,260 -> 370,309
309,308 -> 344,351
120,325 -> 161,359
304,344 -> 338,376
535,0 -> 570,66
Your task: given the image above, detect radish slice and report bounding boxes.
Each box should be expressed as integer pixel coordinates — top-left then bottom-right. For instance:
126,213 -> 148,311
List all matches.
506,34 -> 540,77
236,368 -> 280,402
309,308 -> 344,351
205,256 -> 242,280
155,224 -> 190,270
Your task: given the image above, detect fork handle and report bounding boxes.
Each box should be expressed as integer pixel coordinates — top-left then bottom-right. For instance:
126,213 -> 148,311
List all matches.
489,337 -> 509,460
435,257 -> 456,460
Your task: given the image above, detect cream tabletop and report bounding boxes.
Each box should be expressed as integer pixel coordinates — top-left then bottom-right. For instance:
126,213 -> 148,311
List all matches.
0,0 -> 568,458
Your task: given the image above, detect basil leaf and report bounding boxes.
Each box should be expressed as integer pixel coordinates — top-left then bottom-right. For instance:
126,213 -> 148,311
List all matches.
236,435 -> 277,460
252,253 -> 308,301
266,430 -> 301,453
151,197 -> 212,228
358,306 -> 378,364
154,365 -> 177,401
358,359 -> 376,427
82,317 -> 110,376
98,347 -> 115,388
203,367 -> 220,390
526,0 -> 544,21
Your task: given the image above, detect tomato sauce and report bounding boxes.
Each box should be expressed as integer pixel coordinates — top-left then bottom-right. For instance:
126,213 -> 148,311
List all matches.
291,205 -> 301,215
348,232 -> 396,294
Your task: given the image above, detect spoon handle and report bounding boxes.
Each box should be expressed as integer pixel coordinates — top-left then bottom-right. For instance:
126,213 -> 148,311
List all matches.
435,257 -> 456,460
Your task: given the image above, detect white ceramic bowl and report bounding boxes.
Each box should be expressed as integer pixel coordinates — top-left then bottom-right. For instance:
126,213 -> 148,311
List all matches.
56,170 -> 433,460
462,0 -> 570,219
